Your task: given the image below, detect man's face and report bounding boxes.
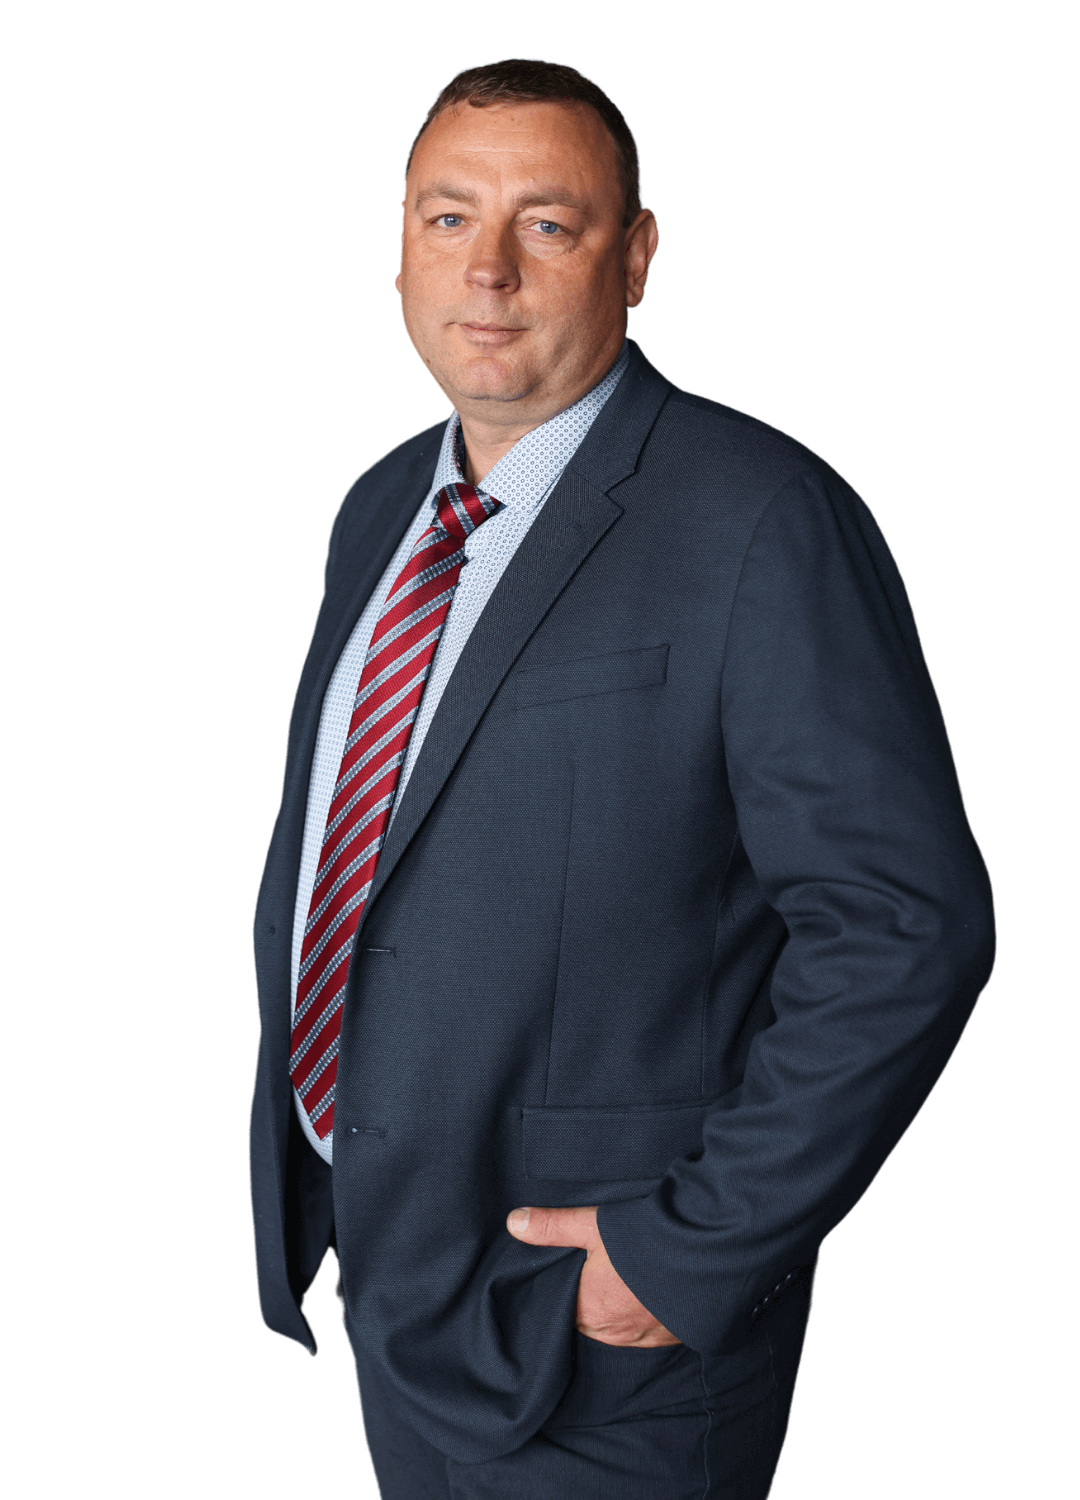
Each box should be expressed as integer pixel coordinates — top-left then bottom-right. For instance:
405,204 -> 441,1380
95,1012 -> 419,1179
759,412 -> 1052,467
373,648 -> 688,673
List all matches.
397,100 -> 655,426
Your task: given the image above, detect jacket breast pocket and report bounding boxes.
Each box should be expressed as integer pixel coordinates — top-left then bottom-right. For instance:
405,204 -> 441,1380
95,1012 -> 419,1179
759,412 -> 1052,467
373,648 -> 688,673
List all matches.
513,644 -> 669,710
521,1100 -> 710,1182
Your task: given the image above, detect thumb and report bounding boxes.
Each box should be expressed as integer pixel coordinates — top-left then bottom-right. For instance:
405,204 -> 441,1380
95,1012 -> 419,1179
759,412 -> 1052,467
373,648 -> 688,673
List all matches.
506,1205 -> 600,1250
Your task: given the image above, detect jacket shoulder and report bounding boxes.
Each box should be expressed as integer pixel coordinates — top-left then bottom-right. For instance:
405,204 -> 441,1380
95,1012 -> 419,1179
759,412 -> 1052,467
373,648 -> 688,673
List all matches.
340,420 -> 445,518
658,387 -> 839,491
637,385 -> 877,545
326,421 -> 445,578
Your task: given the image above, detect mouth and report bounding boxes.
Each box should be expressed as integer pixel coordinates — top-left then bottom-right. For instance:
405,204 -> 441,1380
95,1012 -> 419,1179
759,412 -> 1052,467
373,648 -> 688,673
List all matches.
457,322 -> 528,347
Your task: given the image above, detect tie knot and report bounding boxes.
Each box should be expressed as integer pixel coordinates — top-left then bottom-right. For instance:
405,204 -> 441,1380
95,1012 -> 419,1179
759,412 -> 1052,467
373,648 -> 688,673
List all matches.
434,482 -> 502,543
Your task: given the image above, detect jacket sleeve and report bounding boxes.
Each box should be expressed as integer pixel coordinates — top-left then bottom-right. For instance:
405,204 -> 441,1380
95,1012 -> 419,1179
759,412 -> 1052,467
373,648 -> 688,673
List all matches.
597,467 -> 995,1354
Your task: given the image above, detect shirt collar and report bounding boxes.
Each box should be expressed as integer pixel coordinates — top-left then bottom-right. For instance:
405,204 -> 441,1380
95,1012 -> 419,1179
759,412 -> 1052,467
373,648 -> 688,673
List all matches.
429,341 -> 629,513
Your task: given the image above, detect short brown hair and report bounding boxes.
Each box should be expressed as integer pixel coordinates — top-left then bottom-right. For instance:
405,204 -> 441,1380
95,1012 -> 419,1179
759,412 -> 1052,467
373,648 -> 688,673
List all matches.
407,59 -> 641,228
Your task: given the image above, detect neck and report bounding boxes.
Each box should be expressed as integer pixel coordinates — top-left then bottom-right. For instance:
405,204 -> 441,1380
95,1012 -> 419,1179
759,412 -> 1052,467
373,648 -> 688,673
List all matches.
457,416 -> 537,487
455,337 -> 627,487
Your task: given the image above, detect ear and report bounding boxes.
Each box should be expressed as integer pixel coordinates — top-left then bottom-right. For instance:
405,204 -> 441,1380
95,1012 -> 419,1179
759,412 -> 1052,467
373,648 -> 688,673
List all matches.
395,271 -> 403,294
624,210 -> 659,309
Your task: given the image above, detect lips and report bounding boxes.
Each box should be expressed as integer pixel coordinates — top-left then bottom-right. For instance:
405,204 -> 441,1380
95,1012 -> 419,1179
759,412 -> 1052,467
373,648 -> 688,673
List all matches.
458,322 -> 528,345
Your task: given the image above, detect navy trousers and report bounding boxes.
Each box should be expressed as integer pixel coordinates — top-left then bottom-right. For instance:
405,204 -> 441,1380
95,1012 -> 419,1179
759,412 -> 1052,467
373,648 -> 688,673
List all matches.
350,1270 -> 812,1499
291,1116 -> 816,1488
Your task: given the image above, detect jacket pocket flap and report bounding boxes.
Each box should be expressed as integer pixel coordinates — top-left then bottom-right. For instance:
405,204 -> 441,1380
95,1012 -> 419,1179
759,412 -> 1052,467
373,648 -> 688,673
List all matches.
514,644 -> 669,709
522,1101 -> 709,1181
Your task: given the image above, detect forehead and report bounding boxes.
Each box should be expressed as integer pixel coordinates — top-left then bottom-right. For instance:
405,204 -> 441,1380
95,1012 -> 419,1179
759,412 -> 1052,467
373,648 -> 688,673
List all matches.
408,100 -> 619,195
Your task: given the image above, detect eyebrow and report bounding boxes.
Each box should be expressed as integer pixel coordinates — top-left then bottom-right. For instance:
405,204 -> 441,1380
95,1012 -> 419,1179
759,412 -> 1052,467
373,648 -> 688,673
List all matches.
414,183 -> 591,214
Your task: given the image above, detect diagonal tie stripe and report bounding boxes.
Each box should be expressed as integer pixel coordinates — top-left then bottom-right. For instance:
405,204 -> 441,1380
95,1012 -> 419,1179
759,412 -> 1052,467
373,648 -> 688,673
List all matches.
290,481 -> 502,1138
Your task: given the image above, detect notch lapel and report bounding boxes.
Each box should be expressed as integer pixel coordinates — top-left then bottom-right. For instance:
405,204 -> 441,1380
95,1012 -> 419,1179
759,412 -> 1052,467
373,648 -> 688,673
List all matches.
283,445 -> 438,799
354,342 -> 673,928
357,469 -> 624,924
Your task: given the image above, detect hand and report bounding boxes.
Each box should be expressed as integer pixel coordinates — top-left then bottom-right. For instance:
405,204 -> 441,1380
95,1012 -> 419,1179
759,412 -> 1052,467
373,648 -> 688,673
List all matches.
506,1205 -> 681,1347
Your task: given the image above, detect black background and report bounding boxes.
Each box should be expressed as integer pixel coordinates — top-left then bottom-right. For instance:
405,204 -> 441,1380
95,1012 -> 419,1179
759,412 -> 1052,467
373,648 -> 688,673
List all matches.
145,38 -> 1002,1500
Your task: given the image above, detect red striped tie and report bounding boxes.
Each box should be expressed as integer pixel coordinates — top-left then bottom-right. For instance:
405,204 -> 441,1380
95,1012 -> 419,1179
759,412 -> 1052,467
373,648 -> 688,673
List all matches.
290,481 -> 502,1139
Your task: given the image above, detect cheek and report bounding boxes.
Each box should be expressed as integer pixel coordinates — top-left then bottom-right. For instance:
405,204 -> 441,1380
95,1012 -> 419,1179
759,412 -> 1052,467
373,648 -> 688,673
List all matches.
402,241 -> 457,295
534,259 -> 621,323
400,266 -> 456,337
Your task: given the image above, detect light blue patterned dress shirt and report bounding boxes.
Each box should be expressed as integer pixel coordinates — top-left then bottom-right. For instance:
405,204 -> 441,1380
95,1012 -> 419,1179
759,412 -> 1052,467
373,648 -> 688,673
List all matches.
291,343 -> 629,1162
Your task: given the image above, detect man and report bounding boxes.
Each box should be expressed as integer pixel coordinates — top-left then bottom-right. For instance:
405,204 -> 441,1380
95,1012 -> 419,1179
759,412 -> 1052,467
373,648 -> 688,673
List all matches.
251,59 -> 994,1499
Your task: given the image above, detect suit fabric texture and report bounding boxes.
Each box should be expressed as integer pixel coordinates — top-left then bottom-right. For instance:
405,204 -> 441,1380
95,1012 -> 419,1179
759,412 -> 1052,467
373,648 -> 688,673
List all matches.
251,342 -> 994,1468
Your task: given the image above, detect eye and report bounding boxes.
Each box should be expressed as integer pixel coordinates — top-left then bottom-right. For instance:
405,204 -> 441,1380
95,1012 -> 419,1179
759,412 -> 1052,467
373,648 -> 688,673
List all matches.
437,214 -> 464,228
536,220 -> 561,235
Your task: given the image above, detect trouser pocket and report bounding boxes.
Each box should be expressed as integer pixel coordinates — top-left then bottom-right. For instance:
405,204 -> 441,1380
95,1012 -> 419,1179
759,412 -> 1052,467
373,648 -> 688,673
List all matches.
544,1333 -> 706,1429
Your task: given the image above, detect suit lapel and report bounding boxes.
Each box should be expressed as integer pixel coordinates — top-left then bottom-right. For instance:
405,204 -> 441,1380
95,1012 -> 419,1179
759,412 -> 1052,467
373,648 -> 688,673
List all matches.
356,343 -> 673,927
285,443 -> 439,798
360,471 -> 623,918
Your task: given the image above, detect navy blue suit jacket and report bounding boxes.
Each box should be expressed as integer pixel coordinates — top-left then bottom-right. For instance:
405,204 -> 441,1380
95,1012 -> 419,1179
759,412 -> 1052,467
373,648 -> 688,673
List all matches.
251,342 -> 994,1461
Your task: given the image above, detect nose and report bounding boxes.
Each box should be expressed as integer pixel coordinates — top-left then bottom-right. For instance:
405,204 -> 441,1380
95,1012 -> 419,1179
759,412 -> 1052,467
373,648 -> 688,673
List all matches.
464,221 -> 520,294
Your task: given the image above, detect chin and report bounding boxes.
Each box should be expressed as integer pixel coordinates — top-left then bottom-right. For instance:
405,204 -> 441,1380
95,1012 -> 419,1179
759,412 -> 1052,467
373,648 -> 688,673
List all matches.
458,384 -> 533,405
449,356 -> 535,406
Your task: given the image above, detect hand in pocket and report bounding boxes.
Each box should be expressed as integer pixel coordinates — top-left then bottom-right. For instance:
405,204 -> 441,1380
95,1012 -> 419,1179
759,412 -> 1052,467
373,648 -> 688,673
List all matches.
507,1204 -> 680,1347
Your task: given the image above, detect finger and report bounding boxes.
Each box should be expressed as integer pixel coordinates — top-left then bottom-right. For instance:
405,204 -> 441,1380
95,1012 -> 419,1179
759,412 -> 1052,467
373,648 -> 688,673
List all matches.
506,1205 -> 600,1250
